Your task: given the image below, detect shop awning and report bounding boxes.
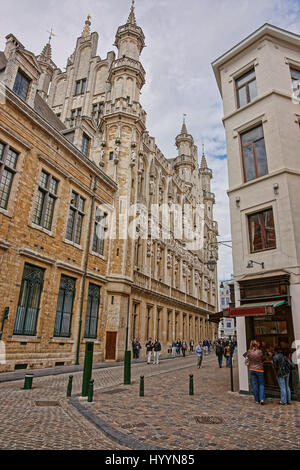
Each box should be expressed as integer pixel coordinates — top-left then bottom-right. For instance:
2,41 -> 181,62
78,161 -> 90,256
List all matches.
227,300 -> 286,317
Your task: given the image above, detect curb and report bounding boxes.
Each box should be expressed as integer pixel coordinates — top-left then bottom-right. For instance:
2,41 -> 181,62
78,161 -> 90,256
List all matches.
69,397 -> 167,451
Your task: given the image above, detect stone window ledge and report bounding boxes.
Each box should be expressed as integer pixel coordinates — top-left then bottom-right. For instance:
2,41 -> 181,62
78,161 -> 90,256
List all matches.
7,336 -> 41,343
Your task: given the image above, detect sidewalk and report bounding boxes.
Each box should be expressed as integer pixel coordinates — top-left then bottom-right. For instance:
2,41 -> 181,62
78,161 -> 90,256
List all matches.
72,354 -> 300,451
0,353 -> 299,450
0,351 -> 194,383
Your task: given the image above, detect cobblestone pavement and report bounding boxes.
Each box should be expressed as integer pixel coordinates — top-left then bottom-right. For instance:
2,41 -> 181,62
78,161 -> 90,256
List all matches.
0,353 -> 204,450
0,353 -> 299,450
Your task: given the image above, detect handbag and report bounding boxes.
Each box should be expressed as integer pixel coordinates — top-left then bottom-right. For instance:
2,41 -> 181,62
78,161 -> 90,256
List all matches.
244,357 -> 249,366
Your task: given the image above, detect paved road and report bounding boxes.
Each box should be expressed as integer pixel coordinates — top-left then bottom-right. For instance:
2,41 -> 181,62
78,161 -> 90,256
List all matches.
0,353 -> 299,450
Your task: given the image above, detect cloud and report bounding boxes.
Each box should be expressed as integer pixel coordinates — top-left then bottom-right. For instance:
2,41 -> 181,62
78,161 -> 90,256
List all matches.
1,0 -> 299,281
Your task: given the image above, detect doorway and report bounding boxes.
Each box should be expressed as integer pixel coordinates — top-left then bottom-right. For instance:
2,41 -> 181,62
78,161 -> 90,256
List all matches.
105,331 -> 117,360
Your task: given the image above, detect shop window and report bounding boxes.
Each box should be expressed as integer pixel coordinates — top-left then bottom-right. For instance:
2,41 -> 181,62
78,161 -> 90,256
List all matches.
241,125 -> 268,182
248,208 -> 276,253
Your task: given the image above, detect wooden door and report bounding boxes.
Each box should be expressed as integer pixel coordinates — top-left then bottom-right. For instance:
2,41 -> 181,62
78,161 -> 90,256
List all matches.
105,332 -> 117,360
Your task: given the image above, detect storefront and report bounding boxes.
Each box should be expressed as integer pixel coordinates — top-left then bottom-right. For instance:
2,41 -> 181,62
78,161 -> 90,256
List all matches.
226,271 -> 300,400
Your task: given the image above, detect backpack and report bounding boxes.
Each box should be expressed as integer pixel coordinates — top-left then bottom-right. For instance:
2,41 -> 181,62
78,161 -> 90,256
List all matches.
283,357 -> 295,374
216,344 -> 223,355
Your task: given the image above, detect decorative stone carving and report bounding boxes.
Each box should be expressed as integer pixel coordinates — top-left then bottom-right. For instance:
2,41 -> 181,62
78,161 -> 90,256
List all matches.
167,251 -> 172,269
146,239 -> 153,257
130,148 -> 136,167
99,148 -> 105,167
114,144 -> 120,164
149,179 -> 155,196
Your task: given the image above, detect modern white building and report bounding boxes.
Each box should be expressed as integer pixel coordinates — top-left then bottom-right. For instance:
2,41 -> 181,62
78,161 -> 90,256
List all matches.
212,24 -> 300,400
218,278 -> 237,339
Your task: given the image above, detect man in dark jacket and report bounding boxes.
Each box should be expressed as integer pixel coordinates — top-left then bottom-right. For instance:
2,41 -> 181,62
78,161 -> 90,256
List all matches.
215,341 -> 224,368
153,339 -> 161,365
145,338 -> 154,364
272,349 -> 294,405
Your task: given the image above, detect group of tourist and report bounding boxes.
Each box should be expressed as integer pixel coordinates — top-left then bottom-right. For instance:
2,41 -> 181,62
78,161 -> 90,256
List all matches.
245,340 -> 295,406
131,337 -> 215,365
132,338 -> 162,364
214,339 -> 237,368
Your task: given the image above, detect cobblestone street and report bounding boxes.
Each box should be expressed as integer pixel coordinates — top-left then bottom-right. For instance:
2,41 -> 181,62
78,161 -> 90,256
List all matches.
0,353 -> 299,450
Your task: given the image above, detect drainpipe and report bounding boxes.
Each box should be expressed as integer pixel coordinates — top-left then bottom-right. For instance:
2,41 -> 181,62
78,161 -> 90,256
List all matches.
75,175 -> 98,365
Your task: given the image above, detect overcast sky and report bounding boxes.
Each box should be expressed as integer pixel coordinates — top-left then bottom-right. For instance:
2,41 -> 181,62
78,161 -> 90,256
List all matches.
1,0 -> 300,281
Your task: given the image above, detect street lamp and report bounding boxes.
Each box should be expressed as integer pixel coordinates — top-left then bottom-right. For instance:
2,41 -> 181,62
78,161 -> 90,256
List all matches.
247,260 -> 265,269
205,254 -> 217,272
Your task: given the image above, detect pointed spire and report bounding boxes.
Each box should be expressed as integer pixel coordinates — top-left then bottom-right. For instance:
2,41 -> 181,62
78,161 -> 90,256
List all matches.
127,0 -> 137,25
201,144 -> 208,169
181,114 -> 188,135
40,42 -> 52,61
81,14 -> 92,39
39,28 -> 55,61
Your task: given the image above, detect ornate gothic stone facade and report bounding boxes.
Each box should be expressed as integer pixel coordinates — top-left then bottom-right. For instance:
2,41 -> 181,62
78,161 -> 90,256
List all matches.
0,3 -> 218,371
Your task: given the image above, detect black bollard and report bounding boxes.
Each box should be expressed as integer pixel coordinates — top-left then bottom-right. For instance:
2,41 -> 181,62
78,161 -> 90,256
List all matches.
139,376 -> 144,397
88,379 -> 94,403
67,375 -> 73,397
23,374 -> 33,390
189,374 -> 194,396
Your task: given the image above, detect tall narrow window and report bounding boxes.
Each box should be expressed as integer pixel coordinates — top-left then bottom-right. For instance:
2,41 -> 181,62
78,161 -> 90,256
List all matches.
33,170 -> 58,230
74,78 -> 87,96
54,275 -> 76,337
92,209 -> 107,256
156,309 -> 161,338
84,283 -> 101,339
146,306 -> 151,340
13,70 -> 31,101
235,68 -> 257,108
290,68 -> 300,99
81,133 -> 90,156
132,304 -> 138,339
66,191 -> 85,245
0,142 -> 18,210
13,264 -> 44,336
71,108 -> 82,120
248,208 -> 276,253
241,125 -> 268,182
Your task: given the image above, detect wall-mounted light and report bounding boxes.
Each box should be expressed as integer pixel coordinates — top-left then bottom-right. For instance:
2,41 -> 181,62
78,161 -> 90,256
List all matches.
247,260 -> 265,269
273,183 -> 279,195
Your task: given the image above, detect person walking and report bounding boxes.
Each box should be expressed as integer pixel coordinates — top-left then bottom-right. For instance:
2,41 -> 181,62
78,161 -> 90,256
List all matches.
272,348 -> 294,405
196,341 -> 203,368
215,340 -> 224,368
132,338 -> 139,359
176,339 -> 181,356
203,339 -> 209,356
224,342 -> 230,368
182,340 -> 187,357
145,338 -> 154,364
153,338 -> 161,365
190,340 -> 194,353
171,340 -> 177,358
246,340 -> 265,405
